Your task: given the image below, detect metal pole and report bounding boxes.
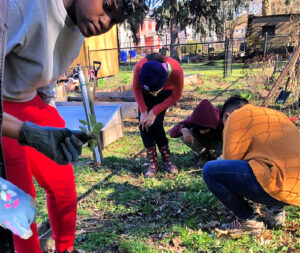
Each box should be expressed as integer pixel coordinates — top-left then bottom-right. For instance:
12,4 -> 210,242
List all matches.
263,32 -> 268,59
77,65 -> 102,166
224,37 -> 228,78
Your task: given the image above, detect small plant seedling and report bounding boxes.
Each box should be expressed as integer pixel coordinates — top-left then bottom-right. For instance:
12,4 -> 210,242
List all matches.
79,114 -> 103,151
239,90 -> 253,101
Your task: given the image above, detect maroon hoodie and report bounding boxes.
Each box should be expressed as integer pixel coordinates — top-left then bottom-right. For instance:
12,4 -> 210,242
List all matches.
169,99 -> 223,140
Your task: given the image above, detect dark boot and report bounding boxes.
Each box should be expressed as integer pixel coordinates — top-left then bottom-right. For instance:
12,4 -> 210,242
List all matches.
144,146 -> 159,178
158,144 -> 178,174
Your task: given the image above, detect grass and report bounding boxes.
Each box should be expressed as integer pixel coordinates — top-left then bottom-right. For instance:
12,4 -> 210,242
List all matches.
34,63 -> 300,252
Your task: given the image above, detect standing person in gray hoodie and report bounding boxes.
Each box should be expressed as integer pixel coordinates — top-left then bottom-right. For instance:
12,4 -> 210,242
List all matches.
0,0 -> 93,252
3,0 -> 147,252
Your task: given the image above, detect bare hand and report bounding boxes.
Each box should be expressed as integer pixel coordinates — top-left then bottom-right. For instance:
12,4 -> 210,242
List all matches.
139,111 -> 148,131
181,128 -> 194,143
144,110 -> 156,130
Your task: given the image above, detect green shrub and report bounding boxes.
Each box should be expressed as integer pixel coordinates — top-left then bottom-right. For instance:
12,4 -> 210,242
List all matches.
97,78 -> 106,87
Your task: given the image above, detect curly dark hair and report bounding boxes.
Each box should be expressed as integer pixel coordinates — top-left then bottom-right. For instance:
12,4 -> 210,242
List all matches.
220,95 -> 249,120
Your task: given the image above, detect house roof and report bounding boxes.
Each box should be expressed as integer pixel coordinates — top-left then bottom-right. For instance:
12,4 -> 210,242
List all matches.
248,13 -> 300,25
249,13 -> 300,20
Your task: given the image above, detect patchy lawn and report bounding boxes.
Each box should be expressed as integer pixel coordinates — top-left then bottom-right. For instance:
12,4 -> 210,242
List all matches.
95,62 -> 247,92
36,70 -> 300,252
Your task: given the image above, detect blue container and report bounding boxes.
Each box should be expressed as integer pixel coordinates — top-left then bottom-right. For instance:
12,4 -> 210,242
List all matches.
120,51 -> 127,62
129,50 -> 136,58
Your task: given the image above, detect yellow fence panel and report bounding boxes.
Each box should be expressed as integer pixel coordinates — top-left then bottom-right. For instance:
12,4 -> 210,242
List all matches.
70,25 -> 119,78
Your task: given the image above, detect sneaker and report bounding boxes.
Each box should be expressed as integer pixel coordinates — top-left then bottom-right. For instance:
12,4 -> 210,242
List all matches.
263,206 -> 286,229
220,214 -> 265,235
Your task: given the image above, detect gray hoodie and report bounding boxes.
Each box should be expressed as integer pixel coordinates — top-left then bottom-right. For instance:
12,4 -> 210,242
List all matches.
4,0 -> 84,103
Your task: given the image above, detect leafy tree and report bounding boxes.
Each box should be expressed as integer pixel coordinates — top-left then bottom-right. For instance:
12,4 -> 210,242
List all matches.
225,0 -> 250,38
122,0 -> 251,58
151,0 -> 223,59
123,0 -> 150,42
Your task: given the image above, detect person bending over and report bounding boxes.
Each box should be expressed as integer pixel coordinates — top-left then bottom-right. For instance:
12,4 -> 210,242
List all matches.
132,53 -> 184,177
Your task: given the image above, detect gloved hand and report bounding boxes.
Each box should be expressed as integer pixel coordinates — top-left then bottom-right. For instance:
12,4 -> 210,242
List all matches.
0,177 -> 36,239
19,122 -> 92,165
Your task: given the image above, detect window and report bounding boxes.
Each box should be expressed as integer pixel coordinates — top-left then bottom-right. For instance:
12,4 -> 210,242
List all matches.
262,25 -> 275,36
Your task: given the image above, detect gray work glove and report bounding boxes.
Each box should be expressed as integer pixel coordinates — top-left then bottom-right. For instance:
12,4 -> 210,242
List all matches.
19,122 -> 92,165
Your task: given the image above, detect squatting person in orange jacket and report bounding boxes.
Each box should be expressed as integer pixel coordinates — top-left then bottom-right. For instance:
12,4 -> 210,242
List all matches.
202,95 -> 300,234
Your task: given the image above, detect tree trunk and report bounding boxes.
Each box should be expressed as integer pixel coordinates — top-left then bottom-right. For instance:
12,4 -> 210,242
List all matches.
170,17 -> 180,61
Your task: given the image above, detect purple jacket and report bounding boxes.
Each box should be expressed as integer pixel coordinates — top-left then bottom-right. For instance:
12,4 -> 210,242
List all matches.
169,99 -> 223,140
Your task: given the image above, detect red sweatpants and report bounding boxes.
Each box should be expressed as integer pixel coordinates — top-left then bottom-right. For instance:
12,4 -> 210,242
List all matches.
3,95 -> 77,253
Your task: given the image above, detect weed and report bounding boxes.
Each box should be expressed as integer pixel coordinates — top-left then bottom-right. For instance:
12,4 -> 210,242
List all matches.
97,78 -> 106,87
119,239 -> 159,253
122,76 -> 131,84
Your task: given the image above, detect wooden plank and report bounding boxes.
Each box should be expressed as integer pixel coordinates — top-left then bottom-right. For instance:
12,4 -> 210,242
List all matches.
68,91 -> 135,102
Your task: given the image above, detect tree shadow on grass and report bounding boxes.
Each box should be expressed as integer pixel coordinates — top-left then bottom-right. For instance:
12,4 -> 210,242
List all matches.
101,148 -> 203,175
76,153 -> 224,228
76,176 -> 225,252
74,152 -> 227,251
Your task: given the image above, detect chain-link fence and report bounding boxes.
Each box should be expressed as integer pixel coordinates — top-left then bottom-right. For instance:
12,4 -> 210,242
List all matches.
264,34 -> 300,59
116,41 -> 227,72
87,38 -> 247,79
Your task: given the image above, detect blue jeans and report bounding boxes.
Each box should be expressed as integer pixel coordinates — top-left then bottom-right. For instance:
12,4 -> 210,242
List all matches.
203,160 -> 287,220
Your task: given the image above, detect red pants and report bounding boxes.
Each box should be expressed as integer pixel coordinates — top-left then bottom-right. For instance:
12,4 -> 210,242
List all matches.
3,95 -> 77,253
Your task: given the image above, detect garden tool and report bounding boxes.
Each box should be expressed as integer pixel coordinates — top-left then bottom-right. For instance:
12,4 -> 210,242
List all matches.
86,61 -> 101,121
276,76 -> 291,104
77,65 -> 103,166
92,61 -> 101,101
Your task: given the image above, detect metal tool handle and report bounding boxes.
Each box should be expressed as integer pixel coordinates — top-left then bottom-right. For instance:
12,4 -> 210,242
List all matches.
92,61 -> 101,101
77,65 -> 102,165
93,61 -> 101,77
